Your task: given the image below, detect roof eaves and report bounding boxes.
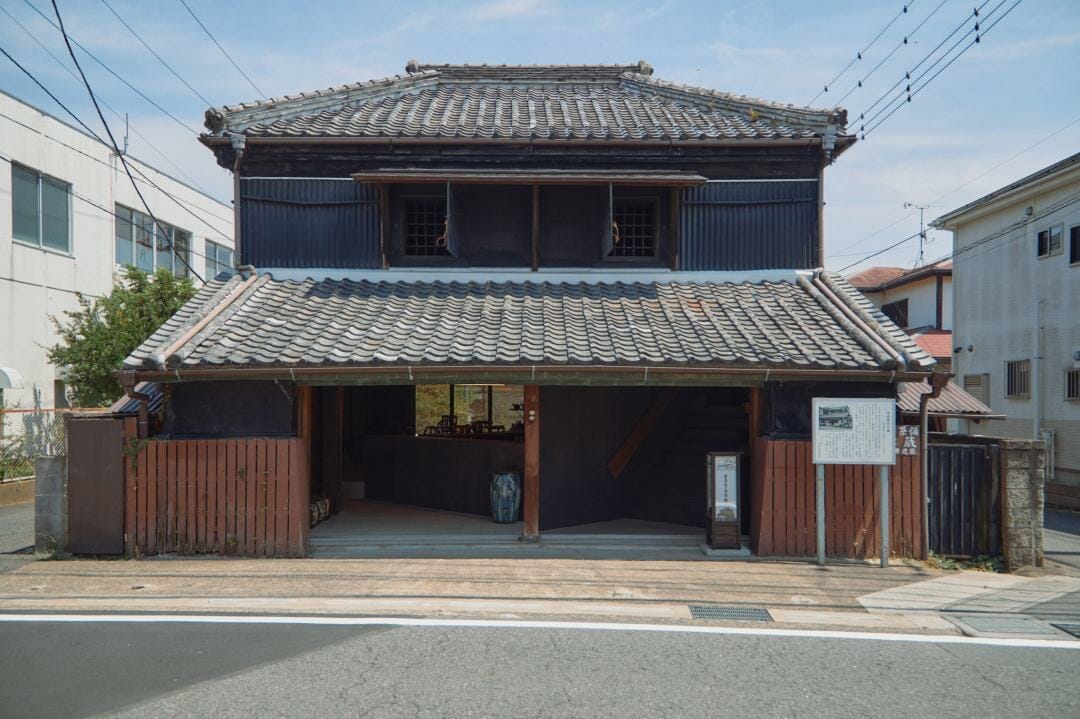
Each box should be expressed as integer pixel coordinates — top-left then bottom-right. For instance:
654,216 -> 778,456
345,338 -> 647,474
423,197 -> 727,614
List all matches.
932,151 -> 1080,228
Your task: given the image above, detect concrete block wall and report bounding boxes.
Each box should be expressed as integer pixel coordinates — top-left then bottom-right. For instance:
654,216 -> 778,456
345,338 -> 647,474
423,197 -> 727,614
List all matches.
33,456 -> 66,556
998,439 -> 1045,571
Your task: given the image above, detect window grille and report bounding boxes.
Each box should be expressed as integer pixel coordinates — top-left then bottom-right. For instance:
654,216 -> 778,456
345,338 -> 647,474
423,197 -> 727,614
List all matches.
882,299 -> 910,328
1005,360 -> 1030,399
962,373 -> 989,405
404,198 -> 449,256
1037,225 -> 1063,258
1067,369 -> 1080,401
609,199 -> 657,257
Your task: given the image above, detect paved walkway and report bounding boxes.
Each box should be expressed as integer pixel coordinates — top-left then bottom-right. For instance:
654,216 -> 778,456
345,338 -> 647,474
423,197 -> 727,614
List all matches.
0,501 -> 33,554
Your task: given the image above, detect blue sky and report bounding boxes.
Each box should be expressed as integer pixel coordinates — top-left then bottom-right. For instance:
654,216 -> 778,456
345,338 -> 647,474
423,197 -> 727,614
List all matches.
2,0 -> 1078,272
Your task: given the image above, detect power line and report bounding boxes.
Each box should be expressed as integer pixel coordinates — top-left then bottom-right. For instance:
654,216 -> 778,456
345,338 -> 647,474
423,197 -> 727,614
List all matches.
828,114 -> 1080,263
808,2 -> 915,106
21,0 -> 200,136
178,0 -> 264,98
50,0 -> 204,282
0,4 -> 209,194
0,43 -> 233,241
0,107 -> 233,240
0,149 -> 221,268
856,1 -> 989,126
99,0 -> 214,108
837,231 -> 924,273
832,0 -> 949,107
862,0 -> 1023,139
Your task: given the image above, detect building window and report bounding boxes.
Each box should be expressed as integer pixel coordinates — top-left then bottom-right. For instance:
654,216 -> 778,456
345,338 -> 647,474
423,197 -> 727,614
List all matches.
1037,225 -> 1063,258
403,197 -> 450,256
114,204 -> 190,277
609,199 -> 657,258
1005,359 -> 1030,399
1070,226 -> 1080,265
12,164 -> 71,253
1067,369 -> 1080,401
881,299 -> 910,328
963,373 -> 989,405
415,384 -> 524,435
206,240 -> 234,278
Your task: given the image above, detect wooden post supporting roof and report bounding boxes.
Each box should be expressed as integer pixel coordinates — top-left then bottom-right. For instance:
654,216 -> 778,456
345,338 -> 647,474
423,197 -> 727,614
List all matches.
531,184 -> 539,271
523,384 -> 540,540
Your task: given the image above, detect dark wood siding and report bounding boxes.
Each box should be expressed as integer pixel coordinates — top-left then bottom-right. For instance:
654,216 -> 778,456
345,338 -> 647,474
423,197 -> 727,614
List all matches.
240,178 -> 380,268
764,380 -> 895,439
679,180 -> 819,270
163,381 -> 296,438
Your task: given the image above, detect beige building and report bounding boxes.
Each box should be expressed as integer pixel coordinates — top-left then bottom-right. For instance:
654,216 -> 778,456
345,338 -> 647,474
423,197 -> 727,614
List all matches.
933,152 -> 1080,499
1,90 -> 233,414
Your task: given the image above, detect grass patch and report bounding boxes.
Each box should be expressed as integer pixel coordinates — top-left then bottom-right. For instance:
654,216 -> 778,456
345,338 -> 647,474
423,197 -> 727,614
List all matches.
926,552 -> 1004,572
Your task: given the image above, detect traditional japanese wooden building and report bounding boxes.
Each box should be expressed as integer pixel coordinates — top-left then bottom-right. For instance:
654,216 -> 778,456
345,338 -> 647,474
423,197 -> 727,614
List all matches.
110,62 -> 936,559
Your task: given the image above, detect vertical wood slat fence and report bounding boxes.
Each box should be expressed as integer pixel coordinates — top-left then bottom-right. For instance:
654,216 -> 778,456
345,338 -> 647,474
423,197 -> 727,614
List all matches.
750,436 -> 922,559
122,419 -> 310,557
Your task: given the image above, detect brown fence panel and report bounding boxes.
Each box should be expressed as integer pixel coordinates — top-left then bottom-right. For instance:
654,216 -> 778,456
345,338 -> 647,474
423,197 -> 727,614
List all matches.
751,436 -> 922,559
67,416 -> 126,554
123,436 -> 309,557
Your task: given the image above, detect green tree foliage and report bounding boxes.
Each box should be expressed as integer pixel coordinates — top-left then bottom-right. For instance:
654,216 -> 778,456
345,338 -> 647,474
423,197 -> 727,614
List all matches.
47,267 -> 195,407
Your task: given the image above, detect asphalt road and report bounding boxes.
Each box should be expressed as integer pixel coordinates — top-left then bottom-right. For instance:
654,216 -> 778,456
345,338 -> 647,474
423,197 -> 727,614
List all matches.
1046,509 -> 1080,572
0,501 -> 33,554
1,620 -> 1077,718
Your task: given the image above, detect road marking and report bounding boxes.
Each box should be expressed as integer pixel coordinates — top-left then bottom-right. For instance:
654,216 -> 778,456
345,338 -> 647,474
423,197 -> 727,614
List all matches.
0,613 -> 1077,648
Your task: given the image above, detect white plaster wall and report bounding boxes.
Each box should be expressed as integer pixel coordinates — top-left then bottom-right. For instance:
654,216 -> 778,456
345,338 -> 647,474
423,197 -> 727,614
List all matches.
948,171 -> 1080,484
0,92 -> 233,412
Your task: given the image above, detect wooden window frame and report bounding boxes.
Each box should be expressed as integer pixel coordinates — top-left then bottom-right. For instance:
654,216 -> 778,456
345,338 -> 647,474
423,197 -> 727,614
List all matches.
401,190 -> 453,260
1004,359 -> 1031,399
607,195 -> 660,261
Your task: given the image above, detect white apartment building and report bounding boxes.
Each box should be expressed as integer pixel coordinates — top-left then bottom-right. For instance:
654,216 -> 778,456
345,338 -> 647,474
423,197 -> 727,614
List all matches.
1,90 -> 234,411
933,152 -> 1080,493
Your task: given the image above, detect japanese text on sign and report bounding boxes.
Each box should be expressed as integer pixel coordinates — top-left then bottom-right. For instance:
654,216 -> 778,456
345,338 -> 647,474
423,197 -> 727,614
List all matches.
811,398 -> 896,466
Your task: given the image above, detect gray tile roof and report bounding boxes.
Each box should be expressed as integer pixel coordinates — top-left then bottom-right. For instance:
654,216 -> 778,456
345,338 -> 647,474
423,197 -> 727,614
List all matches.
204,62 -> 848,143
124,273 -> 932,374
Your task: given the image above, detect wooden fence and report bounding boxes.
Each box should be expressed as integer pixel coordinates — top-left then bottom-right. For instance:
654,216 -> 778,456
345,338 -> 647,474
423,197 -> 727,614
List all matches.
750,437 -> 923,559
123,419 -> 310,557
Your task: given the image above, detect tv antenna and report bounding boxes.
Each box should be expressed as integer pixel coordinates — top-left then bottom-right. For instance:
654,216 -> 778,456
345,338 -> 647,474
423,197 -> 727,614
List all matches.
904,202 -> 932,266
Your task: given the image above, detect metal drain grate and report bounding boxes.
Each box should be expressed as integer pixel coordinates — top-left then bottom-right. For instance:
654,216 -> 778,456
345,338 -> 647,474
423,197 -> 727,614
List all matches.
688,604 -> 772,621
1052,624 -> 1080,639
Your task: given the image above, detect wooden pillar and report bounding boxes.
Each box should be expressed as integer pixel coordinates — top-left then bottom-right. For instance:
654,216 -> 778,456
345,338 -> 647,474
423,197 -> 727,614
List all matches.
378,183 -> 389,269
523,384 -> 540,540
669,186 -> 680,271
748,386 -> 763,443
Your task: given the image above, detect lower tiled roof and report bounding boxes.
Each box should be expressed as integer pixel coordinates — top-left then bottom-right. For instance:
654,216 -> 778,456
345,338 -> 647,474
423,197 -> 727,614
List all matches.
124,272 -> 933,376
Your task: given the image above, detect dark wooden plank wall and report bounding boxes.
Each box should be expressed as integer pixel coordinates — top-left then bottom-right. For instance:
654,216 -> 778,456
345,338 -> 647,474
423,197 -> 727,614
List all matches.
240,178 -> 381,268
750,436 -> 923,559
679,180 -> 819,270
122,428 -> 310,557
67,416 -> 126,554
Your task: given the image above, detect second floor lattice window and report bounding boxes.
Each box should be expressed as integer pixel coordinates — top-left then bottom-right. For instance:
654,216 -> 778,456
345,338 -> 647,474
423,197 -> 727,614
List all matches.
404,197 -> 450,256
609,199 -> 657,258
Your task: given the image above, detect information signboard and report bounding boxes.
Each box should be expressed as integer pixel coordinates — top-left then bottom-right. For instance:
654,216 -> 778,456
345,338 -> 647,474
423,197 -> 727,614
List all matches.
811,397 -> 896,466
709,453 -> 739,523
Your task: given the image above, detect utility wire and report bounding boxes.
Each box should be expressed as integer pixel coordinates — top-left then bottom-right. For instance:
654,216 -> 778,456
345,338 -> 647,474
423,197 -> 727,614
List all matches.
50,0 -> 204,282
0,44 -> 233,240
862,0 -> 1023,139
0,149 -> 222,268
808,2 -> 915,106
178,0 -> 264,98
99,0 -> 213,107
21,0 -> 200,136
0,4 -> 209,194
857,1 -> 989,124
833,0 -> 949,107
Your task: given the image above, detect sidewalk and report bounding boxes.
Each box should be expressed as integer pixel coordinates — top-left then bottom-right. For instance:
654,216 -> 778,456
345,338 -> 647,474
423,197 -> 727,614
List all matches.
1,554 -> 1077,638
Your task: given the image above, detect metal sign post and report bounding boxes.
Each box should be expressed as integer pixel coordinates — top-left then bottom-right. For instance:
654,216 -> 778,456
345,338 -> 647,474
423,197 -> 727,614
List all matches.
812,398 -> 896,568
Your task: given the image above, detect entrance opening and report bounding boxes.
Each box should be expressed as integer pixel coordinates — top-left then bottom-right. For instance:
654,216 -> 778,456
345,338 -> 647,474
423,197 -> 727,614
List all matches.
309,384 -> 751,557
